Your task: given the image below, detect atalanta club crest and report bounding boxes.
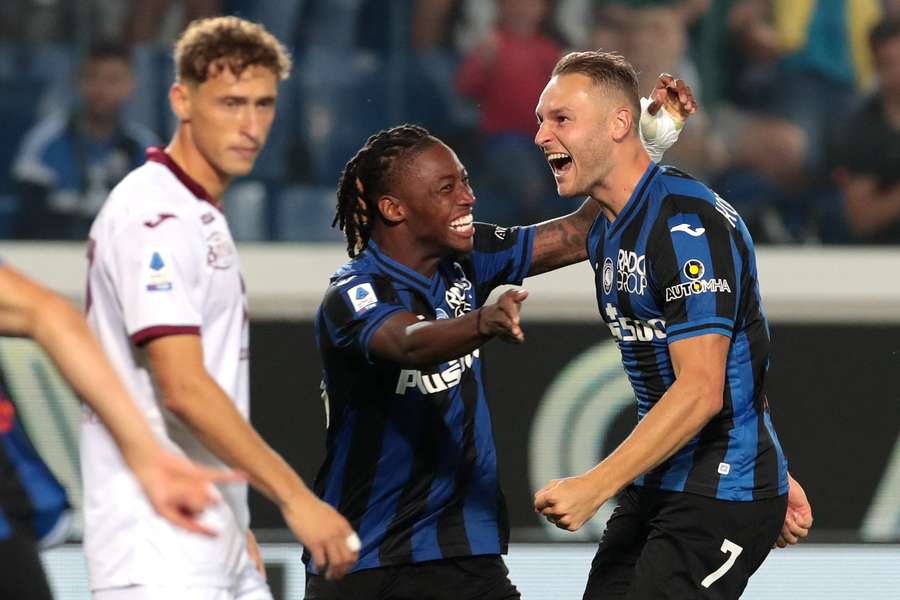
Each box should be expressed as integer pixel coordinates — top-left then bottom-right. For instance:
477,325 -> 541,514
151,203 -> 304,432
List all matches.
602,257 -> 614,295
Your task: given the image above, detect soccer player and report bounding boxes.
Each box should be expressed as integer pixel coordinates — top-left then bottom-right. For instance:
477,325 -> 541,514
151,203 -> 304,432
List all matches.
531,51 -> 813,599
305,79 -> 692,599
0,262 -> 241,600
83,17 -> 357,599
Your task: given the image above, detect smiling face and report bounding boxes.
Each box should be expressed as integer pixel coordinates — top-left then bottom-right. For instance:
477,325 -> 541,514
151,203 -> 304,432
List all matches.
173,63 -> 278,179
389,141 -> 476,256
534,73 -> 620,198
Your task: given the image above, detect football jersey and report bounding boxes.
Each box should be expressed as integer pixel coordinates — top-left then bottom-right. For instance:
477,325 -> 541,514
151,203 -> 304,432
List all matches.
308,223 -> 534,573
0,386 -> 70,545
588,163 -> 788,501
82,148 -> 250,589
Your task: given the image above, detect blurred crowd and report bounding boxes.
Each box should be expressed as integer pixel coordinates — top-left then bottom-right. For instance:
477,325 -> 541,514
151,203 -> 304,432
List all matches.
2,0 -> 900,244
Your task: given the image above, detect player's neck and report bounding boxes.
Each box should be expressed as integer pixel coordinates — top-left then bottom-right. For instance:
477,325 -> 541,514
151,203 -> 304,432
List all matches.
166,128 -> 230,204
590,144 -> 651,222
372,230 -> 442,278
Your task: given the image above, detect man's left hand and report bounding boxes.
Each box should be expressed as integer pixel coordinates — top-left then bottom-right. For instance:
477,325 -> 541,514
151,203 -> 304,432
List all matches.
648,74 -> 697,122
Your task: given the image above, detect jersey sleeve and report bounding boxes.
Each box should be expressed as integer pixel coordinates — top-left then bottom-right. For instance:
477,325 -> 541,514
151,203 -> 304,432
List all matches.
469,222 -> 535,303
319,275 -> 406,362
648,210 -> 740,344
107,215 -> 204,345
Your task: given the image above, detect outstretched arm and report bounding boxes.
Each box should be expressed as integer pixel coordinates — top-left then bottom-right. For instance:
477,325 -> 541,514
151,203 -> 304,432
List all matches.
0,263 -> 238,536
370,288 -> 529,366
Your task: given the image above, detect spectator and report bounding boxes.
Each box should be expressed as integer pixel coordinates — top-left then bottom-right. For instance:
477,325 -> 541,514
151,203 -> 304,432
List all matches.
831,18 -> 900,243
455,0 -> 568,223
11,40 -> 157,240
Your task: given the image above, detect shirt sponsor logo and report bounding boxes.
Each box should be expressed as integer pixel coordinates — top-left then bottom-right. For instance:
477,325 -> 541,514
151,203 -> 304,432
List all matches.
395,350 -> 479,395
670,223 -> 705,237
145,251 -> 173,291
347,283 -> 377,314
602,257 -> 613,295
665,259 -> 732,302
616,249 -> 646,295
604,303 -> 666,342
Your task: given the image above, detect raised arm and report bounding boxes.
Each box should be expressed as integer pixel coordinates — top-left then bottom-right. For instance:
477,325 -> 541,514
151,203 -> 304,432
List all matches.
0,263 -> 237,536
526,197 -> 601,277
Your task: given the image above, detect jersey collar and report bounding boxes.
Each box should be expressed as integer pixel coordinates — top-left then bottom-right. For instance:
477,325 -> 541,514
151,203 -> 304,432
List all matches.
608,162 -> 659,238
145,147 -> 221,210
364,240 -> 442,297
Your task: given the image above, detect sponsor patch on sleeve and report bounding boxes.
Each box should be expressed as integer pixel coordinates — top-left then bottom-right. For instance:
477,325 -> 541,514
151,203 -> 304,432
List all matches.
144,250 -> 174,291
347,282 -> 378,314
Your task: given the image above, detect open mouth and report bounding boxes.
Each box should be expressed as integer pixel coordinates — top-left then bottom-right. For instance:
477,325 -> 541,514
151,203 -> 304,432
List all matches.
546,152 -> 573,176
449,213 -> 474,236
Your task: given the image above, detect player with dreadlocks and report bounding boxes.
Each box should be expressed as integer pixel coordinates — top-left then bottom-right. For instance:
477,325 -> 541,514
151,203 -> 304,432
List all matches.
307,77 -> 695,599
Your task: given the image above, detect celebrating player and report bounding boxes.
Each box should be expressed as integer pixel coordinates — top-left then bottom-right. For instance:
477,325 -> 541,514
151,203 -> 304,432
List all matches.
304,73 -> 692,599
531,51 -> 812,599
82,17 -> 357,599
0,262 -> 242,600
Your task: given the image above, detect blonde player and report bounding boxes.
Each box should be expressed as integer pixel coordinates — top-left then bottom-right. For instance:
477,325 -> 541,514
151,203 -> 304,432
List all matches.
82,17 -> 357,600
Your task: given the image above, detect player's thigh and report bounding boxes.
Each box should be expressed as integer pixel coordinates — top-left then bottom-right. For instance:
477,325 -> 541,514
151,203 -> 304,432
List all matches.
628,492 -> 787,600
409,555 -> 520,600
583,485 -> 648,600
304,566 -> 396,600
0,529 -> 54,600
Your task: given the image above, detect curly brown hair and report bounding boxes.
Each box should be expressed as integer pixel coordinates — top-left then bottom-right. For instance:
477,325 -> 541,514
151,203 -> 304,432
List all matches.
174,16 -> 291,84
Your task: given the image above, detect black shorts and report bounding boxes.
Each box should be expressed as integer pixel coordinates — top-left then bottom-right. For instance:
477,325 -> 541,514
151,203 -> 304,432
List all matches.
305,554 -> 520,600
583,485 -> 787,600
0,526 -> 54,600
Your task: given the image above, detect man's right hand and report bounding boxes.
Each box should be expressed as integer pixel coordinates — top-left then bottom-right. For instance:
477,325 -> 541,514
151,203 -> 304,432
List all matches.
477,288 -> 529,343
283,495 -> 359,580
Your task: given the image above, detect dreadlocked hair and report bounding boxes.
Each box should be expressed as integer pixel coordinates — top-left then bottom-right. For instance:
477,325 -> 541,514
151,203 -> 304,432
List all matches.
333,124 -> 436,257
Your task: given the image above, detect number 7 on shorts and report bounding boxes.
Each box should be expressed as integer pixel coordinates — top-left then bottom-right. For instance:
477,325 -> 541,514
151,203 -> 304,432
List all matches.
701,539 -> 743,588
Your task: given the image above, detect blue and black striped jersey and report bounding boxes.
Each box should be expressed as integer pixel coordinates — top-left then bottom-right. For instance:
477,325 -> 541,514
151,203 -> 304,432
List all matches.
308,223 -> 535,574
0,389 -> 70,542
588,163 -> 788,501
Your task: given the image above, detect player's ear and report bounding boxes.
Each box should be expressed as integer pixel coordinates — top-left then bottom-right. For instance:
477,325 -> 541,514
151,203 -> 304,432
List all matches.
611,106 -> 634,142
377,195 -> 405,224
169,82 -> 192,122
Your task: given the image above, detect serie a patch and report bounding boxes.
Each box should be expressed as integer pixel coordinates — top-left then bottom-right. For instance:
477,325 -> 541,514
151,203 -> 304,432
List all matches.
347,282 -> 378,314
145,250 -> 174,292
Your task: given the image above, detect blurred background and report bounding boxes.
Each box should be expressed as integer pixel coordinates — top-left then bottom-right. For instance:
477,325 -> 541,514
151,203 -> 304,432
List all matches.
0,0 -> 899,598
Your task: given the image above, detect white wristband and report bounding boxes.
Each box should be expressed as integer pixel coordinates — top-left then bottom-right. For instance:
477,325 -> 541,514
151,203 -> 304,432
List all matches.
639,96 -> 685,163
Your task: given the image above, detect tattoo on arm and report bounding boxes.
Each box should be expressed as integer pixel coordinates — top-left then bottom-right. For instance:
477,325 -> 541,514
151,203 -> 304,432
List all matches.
528,217 -> 589,277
